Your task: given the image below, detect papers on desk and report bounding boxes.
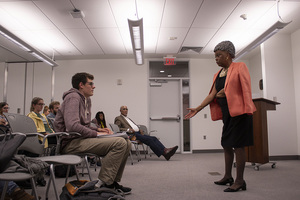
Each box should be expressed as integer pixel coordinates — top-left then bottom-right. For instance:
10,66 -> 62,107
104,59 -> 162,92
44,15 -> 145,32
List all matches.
97,131 -> 128,139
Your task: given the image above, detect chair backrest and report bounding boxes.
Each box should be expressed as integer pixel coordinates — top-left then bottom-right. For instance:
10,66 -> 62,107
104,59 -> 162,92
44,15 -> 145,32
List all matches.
4,113 -> 44,155
109,123 -> 120,132
138,125 -> 149,135
4,113 -> 37,133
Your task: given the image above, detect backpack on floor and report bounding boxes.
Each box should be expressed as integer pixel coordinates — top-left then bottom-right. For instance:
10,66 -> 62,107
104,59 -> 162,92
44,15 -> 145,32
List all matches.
59,180 -> 126,200
54,164 -> 77,178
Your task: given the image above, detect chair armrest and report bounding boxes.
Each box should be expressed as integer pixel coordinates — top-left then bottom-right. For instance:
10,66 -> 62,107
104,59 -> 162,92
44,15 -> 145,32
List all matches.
68,132 -> 81,136
149,130 -> 157,135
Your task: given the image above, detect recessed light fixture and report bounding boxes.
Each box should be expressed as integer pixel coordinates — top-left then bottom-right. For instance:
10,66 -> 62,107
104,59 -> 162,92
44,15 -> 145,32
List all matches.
160,70 -> 165,73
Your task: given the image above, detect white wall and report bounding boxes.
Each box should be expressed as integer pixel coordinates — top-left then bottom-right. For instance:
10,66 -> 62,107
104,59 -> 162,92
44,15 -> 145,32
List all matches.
291,29 -> 300,155
263,33 -> 298,156
248,49 -> 263,98
0,63 -> 4,102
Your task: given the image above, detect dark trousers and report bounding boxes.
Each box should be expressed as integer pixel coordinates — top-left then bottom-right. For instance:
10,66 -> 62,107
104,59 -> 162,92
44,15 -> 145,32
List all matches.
135,132 -> 165,157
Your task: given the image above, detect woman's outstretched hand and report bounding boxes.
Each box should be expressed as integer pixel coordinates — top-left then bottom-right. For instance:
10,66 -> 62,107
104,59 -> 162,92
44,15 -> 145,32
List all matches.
184,108 -> 198,119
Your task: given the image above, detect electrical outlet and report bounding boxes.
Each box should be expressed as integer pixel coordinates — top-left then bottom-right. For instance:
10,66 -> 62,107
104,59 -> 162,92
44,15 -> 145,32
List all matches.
203,135 -> 206,140
204,114 -> 207,118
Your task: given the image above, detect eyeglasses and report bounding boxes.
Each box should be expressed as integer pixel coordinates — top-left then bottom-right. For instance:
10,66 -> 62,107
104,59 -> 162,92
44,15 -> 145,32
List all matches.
86,82 -> 94,86
122,108 -> 128,110
37,103 -> 45,106
3,107 -> 9,110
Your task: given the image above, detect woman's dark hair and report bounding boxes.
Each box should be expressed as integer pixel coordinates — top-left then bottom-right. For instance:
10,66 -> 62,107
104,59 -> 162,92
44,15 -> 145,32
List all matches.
30,97 -> 43,112
95,111 -> 107,128
72,72 -> 94,90
0,102 -> 8,114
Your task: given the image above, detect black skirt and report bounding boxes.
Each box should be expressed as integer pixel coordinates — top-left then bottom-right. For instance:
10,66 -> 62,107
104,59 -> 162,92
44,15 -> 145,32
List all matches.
215,73 -> 254,148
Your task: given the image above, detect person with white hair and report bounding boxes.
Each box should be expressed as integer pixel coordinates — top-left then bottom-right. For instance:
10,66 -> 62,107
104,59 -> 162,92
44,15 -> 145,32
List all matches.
185,41 -> 256,192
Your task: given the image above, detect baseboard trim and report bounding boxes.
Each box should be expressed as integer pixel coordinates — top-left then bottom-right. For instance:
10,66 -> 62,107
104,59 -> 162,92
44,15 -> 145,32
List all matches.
192,150 -> 300,160
269,155 -> 300,160
192,149 -> 223,153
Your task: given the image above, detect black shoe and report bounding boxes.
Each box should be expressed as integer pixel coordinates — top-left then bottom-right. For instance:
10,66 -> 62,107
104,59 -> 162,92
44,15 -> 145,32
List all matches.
214,178 -> 234,186
36,178 -> 46,187
113,182 -> 132,195
15,180 -> 32,189
163,146 -> 178,161
224,181 -> 246,192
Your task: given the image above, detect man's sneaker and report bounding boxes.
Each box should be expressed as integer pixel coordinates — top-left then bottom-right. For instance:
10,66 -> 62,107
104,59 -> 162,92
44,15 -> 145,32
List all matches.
113,182 -> 132,195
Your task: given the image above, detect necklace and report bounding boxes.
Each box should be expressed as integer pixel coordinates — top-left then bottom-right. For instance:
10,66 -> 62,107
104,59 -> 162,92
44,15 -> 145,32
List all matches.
219,68 -> 228,77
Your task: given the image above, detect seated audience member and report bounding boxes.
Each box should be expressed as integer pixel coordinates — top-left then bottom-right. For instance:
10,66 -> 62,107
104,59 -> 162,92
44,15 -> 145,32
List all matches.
46,101 -> 60,130
54,72 -> 132,194
27,97 -> 56,147
92,111 -> 107,128
27,97 -> 54,135
0,181 -> 35,200
43,106 -> 50,116
115,106 -> 178,161
0,102 -> 10,132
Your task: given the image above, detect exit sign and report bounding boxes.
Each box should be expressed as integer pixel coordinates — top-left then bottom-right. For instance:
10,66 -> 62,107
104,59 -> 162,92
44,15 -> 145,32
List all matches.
164,57 -> 176,65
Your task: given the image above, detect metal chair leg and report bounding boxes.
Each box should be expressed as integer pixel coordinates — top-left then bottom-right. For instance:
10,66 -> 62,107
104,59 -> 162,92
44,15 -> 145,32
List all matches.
0,181 -> 8,200
84,155 -> 92,181
129,151 -> 134,165
48,164 -> 59,200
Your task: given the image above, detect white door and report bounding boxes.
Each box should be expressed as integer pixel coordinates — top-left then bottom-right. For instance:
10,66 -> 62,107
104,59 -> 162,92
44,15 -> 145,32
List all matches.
149,79 -> 181,151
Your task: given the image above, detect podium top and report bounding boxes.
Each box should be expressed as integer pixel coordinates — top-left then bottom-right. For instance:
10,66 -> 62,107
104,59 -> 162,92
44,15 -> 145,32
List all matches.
253,98 -> 280,105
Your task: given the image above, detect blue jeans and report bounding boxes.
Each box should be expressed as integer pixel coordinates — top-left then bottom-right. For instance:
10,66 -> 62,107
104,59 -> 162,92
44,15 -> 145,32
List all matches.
0,181 -> 18,195
135,132 -> 165,157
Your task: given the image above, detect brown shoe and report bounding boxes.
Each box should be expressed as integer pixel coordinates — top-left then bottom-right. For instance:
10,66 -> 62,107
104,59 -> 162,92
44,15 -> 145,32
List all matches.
10,189 -> 35,200
163,146 -> 178,161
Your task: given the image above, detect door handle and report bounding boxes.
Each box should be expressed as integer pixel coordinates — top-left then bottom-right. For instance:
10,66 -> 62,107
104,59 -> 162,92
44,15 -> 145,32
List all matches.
150,115 -> 181,122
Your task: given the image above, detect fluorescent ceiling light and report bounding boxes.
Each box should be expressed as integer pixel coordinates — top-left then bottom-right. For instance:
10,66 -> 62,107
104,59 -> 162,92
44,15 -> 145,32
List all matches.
128,18 -> 144,65
0,25 -> 58,67
234,21 -> 291,60
30,52 -> 55,66
0,29 -> 31,52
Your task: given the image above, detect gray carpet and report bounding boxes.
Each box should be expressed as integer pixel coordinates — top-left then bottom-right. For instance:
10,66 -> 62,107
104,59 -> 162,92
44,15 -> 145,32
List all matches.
32,153 -> 300,200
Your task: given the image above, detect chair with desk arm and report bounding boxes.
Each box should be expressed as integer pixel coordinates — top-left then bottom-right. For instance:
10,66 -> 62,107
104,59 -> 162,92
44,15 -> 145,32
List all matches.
4,113 -> 82,200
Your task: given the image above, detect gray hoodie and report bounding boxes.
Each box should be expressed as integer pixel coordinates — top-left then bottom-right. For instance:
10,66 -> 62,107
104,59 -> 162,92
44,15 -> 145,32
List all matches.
54,88 -> 98,150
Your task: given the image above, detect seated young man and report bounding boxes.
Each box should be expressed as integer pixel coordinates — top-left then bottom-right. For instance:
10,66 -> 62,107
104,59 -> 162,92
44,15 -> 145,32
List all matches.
54,72 -> 132,194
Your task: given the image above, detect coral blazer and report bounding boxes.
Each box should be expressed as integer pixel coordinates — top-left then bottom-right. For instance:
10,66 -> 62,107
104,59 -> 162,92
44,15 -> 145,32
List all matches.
209,62 -> 256,121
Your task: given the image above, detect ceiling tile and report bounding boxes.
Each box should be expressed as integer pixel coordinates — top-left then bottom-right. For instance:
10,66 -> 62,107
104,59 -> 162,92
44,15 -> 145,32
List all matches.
91,28 -> 127,54
161,0 -> 204,28
62,28 -> 104,55
156,28 -> 189,54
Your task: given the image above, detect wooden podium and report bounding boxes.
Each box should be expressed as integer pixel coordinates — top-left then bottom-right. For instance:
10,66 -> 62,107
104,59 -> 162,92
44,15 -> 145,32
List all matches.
245,98 -> 280,169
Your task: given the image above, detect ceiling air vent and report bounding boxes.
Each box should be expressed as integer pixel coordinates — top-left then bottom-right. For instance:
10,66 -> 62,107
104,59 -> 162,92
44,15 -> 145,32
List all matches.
179,46 -> 203,53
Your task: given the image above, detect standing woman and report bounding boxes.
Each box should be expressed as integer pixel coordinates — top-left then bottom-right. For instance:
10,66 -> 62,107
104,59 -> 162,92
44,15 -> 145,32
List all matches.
92,111 -> 107,128
185,41 -> 256,192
